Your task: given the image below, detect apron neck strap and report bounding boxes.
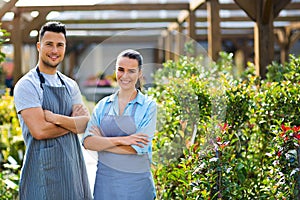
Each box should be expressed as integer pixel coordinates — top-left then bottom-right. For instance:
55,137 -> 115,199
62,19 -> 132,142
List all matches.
36,67 -> 66,89
105,101 -> 138,116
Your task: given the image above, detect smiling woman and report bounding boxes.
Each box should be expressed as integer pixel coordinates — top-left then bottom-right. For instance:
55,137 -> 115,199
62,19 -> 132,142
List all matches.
82,49 -> 157,200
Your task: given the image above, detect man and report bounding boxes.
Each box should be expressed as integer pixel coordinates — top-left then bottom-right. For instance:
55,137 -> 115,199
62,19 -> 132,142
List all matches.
14,21 -> 92,200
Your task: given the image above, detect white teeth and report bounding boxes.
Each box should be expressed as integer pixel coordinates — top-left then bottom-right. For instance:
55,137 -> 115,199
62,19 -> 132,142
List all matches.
49,55 -> 58,59
121,80 -> 130,84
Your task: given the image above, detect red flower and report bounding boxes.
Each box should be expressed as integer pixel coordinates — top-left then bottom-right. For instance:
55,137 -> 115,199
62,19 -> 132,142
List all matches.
277,150 -> 282,157
293,132 -> 300,140
284,136 -> 289,142
281,124 -> 291,133
279,132 -> 285,138
219,123 -> 229,132
293,126 -> 300,133
217,141 -> 230,149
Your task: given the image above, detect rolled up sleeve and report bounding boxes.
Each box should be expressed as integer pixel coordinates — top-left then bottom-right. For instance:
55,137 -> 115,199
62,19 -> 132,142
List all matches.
131,101 -> 157,155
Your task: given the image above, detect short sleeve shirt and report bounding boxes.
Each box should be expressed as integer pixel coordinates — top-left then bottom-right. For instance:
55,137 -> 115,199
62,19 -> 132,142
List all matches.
13,66 -> 83,143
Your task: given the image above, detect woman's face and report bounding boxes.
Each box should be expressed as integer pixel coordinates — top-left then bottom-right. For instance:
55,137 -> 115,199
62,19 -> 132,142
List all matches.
116,56 -> 141,91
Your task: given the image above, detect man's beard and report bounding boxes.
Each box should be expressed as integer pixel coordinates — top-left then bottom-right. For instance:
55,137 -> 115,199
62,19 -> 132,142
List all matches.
42,59 -> 59,69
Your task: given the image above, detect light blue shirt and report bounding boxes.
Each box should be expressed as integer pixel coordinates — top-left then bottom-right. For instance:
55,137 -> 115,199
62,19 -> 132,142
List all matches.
82,90 -> 157,157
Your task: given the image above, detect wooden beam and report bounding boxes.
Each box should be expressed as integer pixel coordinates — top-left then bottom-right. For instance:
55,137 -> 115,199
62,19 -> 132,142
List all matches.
177,10 -> 189,24
22,10 -> 49,37
220,15 -> 300,22
68,27 -> 166,31
16,3 -> 189,12
58,18 -> 177,24
274,0 -> 291,17
234,0 -> 257,21
286,22 -> 300,30
219,2 -> 299,10
190,0 -> 206,11
168,22 -> 179,31
0,0 -> 18,19
21,35 -> 160,44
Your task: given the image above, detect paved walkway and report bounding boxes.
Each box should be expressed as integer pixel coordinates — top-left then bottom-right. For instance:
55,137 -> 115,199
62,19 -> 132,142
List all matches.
81,145 -> 97,193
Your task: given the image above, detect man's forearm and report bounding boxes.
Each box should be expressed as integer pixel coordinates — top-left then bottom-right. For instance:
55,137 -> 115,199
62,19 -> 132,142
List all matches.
49,114 -> 90,133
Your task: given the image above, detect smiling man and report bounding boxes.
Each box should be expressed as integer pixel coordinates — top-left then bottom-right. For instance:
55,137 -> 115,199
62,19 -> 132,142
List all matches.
13,21 -> 92,200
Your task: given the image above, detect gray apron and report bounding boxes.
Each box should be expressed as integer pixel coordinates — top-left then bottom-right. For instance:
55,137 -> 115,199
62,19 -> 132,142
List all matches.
93,101 -> 155,200
18,68 -> 92,200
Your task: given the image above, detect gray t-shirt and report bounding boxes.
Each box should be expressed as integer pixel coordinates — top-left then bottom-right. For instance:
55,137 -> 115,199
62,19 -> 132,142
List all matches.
13,66 -> 83,143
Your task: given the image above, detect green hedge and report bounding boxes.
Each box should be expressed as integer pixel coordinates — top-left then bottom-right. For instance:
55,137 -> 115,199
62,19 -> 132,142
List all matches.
148,53 -> 300,199
0,89 -> 23,200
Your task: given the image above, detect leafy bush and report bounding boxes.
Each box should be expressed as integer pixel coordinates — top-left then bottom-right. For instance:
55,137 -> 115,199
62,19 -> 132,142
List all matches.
0,25 -> 21,200
148,52 -> 300,199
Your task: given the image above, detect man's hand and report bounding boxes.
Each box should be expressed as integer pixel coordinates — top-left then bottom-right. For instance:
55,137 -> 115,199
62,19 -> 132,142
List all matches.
72,104 -> 89,117
42,104 -> 90,134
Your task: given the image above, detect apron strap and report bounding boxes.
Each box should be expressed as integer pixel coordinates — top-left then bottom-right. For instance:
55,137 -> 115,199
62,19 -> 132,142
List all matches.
131,102 -> 138,117
104,102 -> 113,116
104,100 -> 138,117
36,67 -> 66,89
36,67 -> 45,89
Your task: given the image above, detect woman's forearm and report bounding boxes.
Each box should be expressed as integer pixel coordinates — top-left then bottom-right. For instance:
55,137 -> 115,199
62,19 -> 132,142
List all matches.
104,145 -> 137,154
83,133 -> 148,152
83,136 -> 123,151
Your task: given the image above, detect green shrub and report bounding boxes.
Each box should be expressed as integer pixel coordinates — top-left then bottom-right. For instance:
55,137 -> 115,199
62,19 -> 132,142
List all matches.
148,52 -> 300,199
0,25 -> 21,200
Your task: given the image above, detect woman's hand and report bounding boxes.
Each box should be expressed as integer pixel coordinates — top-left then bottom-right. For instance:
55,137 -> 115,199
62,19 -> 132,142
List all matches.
89,126 -> 103,137
122,133 -> 149,148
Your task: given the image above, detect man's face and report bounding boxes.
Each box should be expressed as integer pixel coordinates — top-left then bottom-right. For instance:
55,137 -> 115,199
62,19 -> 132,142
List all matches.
37,31 -> 66,69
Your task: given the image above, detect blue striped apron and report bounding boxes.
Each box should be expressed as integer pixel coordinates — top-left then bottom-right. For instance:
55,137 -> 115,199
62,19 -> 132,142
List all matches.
18,68 -> 92,200
93,101 -> 156,200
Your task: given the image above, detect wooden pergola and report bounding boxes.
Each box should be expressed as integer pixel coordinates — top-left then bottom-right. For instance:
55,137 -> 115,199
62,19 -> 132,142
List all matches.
0,0 -> 299,83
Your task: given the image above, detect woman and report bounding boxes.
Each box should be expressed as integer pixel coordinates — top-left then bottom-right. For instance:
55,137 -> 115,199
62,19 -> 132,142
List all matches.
82,49 -> 157,200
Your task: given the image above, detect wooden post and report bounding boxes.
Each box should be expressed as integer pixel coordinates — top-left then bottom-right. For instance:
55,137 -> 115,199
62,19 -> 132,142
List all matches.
275,23 -> 300,64
163,30 -> 173,61
254,0 -> 274,79
11,11 -> 23,85
169,22 -> 184,61
235,0 -> 291,78
207,0 -> 221,61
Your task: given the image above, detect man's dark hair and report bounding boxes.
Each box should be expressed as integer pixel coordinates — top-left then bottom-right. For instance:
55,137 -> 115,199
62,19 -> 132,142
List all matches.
39,21 -> 66,41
